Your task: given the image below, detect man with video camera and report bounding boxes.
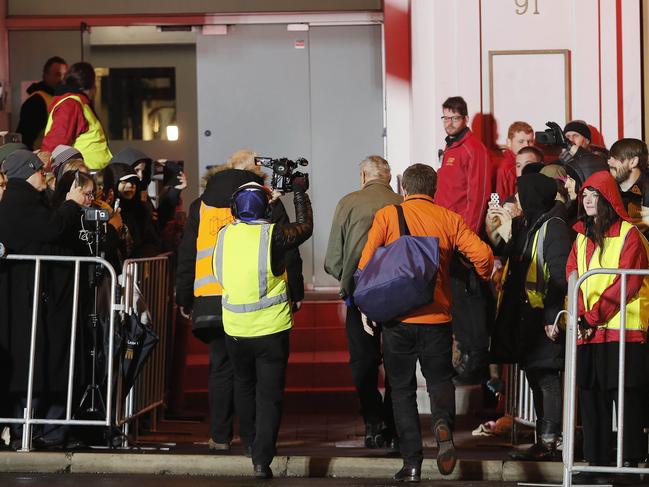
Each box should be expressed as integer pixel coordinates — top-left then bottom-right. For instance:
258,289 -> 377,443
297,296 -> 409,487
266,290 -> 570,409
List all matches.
0,150 -> 86,449
212,175 -> 311,479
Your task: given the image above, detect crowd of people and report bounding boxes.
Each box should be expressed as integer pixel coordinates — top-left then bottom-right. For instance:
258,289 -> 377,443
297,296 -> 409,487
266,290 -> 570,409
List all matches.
0,57 -> 187,450
325,96 -> 649,485
1,56 -> 649,486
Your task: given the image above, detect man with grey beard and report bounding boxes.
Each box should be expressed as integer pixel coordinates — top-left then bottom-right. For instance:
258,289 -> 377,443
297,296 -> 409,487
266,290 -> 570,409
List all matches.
607,138 -> 649,238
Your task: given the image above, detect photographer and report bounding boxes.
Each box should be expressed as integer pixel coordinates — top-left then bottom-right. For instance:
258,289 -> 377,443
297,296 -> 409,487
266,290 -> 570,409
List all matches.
0,150 -> 86,448
214,179 -> 312,479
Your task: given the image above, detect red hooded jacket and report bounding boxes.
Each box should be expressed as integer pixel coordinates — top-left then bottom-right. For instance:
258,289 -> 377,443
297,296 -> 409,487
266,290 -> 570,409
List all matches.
566,171 -> 648,344
435,129 -> 493,234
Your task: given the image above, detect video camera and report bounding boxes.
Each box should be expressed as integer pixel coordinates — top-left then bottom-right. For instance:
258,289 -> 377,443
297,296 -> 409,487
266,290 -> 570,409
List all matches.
254,156 -> 309,193
535,121 -> 568,149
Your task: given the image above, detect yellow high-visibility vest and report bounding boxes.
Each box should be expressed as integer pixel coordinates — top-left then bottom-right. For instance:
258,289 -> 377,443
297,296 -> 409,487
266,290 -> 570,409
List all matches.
213,221 -> 292,337
576,220 -> 649,332
524,218 -> 557,309
44,95 -> 112,170
193,202 -> 233,297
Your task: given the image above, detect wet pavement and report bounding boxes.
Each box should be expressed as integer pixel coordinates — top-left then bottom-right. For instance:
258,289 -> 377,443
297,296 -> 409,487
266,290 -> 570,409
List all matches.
0,473 -> 522,487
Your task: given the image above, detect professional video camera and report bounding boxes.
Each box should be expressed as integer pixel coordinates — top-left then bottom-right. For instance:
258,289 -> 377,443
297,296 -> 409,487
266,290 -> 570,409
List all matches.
535,121 -> 568,149
254,156 -> 309,193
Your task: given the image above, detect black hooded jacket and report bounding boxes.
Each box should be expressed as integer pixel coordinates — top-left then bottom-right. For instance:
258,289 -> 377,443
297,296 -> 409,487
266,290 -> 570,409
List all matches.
16,81 -> 55,150
491,174 -> 574,370
176,168 -> 308,341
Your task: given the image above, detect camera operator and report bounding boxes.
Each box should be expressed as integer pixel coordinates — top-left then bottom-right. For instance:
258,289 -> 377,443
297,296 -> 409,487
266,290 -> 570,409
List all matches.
213,178 -> 312,479
0,150 -> 86,449
175,150 -> 305,455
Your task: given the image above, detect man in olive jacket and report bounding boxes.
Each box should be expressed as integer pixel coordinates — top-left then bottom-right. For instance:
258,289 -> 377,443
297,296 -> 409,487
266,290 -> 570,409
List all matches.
324,155 -> 402,449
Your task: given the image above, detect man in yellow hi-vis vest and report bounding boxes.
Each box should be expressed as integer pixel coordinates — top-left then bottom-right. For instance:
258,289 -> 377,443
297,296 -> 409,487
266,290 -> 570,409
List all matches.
17,56 -> 68,150
176,162 -> 305,456
213,179 -> 312,479
41,62 -> 112,170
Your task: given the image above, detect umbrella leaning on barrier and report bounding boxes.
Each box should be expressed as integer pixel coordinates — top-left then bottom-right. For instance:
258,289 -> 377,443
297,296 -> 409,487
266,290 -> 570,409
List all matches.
120,311 -> 159,397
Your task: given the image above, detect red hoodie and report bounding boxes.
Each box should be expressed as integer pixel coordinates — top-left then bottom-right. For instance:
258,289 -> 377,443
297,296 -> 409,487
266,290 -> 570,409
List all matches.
566,171 -> 648,343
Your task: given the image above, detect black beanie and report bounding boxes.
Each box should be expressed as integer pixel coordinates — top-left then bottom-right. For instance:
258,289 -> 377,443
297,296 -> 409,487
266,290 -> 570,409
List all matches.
564,121 -> 591,141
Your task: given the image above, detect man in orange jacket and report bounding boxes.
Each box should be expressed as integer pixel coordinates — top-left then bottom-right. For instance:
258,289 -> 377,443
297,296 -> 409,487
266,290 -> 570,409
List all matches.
359,164 -> 494,481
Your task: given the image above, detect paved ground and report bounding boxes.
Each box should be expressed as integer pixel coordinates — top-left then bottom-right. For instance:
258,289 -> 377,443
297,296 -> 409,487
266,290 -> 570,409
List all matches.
0,473 -> 523,487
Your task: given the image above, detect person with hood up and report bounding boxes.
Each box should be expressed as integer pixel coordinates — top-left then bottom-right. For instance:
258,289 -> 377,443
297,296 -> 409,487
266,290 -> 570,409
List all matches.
564,152 -> 609,225
487,174 -> 573,461
566,171 -> 649,485
16,56 -> 67,150
175,156 -> 305,457
99,163 -> 160,261
109,148 -> 187,247
41,62 -> 112,170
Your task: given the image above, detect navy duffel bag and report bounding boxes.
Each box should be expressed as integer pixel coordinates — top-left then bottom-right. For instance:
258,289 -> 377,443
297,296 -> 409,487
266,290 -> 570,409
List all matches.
353,204 -> 440,323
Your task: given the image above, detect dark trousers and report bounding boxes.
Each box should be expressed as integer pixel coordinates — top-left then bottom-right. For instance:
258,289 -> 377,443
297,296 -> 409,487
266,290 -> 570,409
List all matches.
225,330 -> 289,467
383,322 -> 455,467
450,263 -> 490,359
11,395 -> 67,443
345,306 -> 394,432
208,329 -> 234,444
579,386 -> 647,464
525,368 -> 562,433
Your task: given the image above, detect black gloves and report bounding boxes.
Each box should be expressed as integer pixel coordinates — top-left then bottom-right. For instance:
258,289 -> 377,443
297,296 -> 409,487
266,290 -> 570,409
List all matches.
292,174 -> 309,193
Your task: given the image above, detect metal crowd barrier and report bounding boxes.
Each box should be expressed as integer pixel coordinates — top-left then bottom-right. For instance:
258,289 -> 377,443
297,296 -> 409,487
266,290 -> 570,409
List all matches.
117,253 -> 173,444
0,254 -> 119,452
504,363 -> 537,445
562,269 -> 649,487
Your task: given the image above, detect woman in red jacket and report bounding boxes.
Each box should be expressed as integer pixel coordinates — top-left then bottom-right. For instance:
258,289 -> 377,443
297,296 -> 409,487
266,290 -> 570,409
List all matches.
566,171 -> 649,484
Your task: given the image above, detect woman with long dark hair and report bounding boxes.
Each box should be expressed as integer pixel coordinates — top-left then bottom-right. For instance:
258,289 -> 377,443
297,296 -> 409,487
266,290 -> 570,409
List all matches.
566,171 -> 649,485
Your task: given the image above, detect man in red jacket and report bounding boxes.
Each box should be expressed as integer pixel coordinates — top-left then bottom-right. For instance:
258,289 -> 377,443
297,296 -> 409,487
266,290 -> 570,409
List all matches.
435,96 -> 493,384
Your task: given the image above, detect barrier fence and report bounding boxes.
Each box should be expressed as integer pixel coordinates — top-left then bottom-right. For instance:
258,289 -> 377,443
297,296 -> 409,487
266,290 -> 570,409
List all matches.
0,252 -> 173,451
562,269 -> 649,487
0,254 -> 119,452
118,253 -> 173,444
504,363 -> 537,445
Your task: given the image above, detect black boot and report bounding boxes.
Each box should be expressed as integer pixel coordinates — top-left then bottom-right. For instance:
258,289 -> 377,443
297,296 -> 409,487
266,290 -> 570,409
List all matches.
364,422 -> 385,449
509,419 -> 544,461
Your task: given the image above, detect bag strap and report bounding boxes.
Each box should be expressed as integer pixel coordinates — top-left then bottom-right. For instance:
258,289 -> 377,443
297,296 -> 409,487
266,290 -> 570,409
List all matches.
395,205 -> 410,236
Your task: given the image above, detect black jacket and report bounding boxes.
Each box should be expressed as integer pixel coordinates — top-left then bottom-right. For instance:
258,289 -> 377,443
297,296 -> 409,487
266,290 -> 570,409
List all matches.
491,175 -> 574,370
16,81 -> 54,150
176,168 -> 307,342
0,179 -> 82,393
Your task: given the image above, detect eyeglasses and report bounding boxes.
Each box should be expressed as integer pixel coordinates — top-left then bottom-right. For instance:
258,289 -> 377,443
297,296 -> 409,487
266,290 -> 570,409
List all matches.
440,116 -> 464,123
83,191 -> 95,200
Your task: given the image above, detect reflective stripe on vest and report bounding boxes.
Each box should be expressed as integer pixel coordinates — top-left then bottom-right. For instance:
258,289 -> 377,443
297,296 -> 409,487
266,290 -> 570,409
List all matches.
524,218 -> 558,309
193,202 -> 233,297
30,90 -> 53,109
576,220 -> 649,332
44,95 -> 112,170
213,222 -> 292,337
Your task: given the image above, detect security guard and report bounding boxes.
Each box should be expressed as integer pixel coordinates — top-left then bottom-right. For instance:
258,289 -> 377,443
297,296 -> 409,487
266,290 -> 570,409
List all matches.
213,179 -> 312,479
41,62 -> 112,170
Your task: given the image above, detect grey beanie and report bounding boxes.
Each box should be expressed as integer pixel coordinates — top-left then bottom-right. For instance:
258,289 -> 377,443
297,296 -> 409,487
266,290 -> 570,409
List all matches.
1,150 -> 44,180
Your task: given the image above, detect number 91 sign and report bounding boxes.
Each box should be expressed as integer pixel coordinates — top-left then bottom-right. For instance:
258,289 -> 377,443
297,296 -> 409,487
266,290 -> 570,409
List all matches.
515,0 -> 540,15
